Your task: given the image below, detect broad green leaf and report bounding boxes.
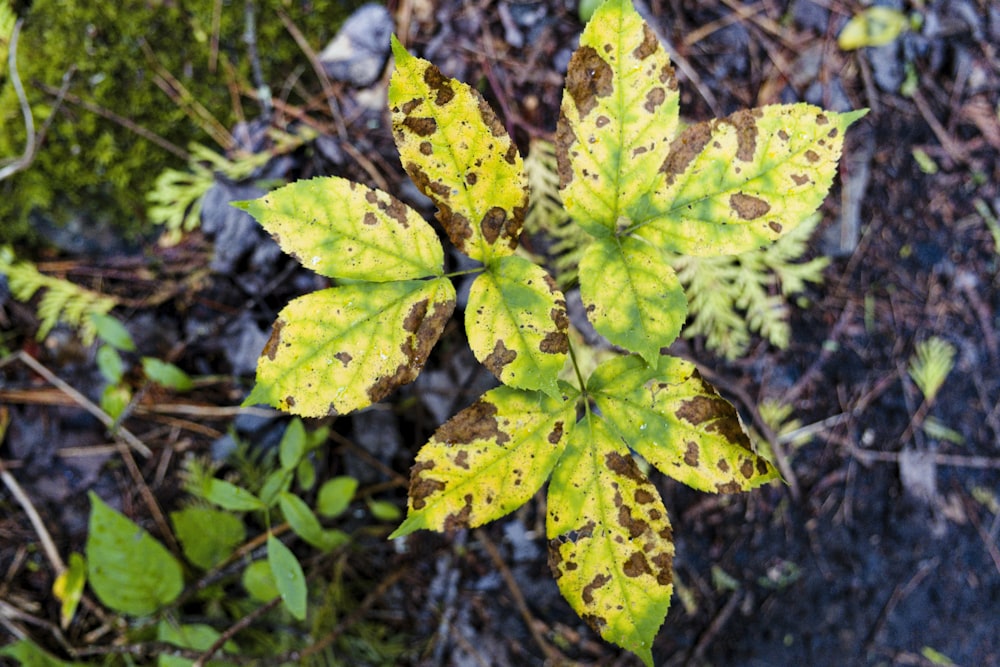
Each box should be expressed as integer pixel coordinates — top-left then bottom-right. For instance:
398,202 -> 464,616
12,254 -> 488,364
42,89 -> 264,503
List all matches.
367,498 -> 403,522
389,36 -> 527,263
157,621 -> 236,667
0,640 -> 88,667
589,354 -> 780,493
96,345 -> 125,383
317,475 -> 358,518
297,458 -> 316,490
86,492 -> 184,616
579,235 -> 686,363
242,559 -> 280,602
278,491 -> 348,552
557,0 -> 679,237
465,256 -> 568,396
267,534 -> 307,620
91,312 -> 136,351
142,357 -> 194,392
391,384 -> 576,538
838,7 -> 910,50
279,418 -> 307,470
245,278 -> 456,417
100,383 -> 132,420
259,468 -> 293,508
205,478 -> 266,512
546,414 -> 673,667
52,552 -> 86,630
635,104 -> 867,256
233,177 -> 444,282
170,506 -> 246,570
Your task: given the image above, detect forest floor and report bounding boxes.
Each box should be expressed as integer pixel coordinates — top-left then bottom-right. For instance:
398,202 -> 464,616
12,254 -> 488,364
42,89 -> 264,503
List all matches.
2,0 -> 999,665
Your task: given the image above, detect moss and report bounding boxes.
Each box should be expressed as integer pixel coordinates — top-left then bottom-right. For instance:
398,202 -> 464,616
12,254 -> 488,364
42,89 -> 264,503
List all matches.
0,0 -> 361,247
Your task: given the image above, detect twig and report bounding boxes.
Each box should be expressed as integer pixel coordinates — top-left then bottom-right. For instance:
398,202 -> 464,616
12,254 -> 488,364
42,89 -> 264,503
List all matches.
0,19 -> 35,182
0,351 -> 152,457
864,557 -> 938,651
961,490 -> 1000,578
0,457 -> 66,574
243,0 -> 272,120
686,590 -> 744,664
191,596 -> 282,667
115,442 -> 181,556
475,528 -> 562,664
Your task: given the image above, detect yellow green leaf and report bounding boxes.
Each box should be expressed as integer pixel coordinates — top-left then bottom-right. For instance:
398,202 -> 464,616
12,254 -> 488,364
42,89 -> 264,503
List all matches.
465,255 -> 568,397
389,36 -> 527,263
635,104 -> 867,255
579,235 -> 686,363
838,7 -> 910,50
52,553 -> 86,630
557,0 -> 679,238
234,177 -> 444,281
546,413 -> 673,667
589,354 -> 780,492
391,385 -> 577,538
246,278 -> 456,417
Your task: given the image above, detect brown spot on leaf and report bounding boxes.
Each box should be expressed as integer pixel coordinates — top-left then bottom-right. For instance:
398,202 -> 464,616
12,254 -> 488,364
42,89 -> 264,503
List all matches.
334,352 -> 352,367
740,459 -> 755,479
730,192 -> 771,220
633,24 -> 659,60
778,129 -> 790,141
554,117 -> 577,188
757,458 -> 771,475
479,206 -> 508,244
402,116 -> 436,137
716,481 -> 741,493
651,552 -> 673,585
634,488 -> 655,504
768,221 -> 783,233
362,211 -> 378,226
443,494 -> 473,531
596,115 -> 610,128
727,109 -> 760,162
605,451 -> 645,483
717,458 -> 730,473
423,65 -> 454,105
548,421 -> 564,445
828,127 -> 839,138
618,504 -> 649,539
791,173 -> 809,186
484,340 -> 517,376
684,441 -> 699,467
539,329 -> 569,355
434,399 -> 511,446
661,121 -> 712,187
644,86 -> 665,113
400,98 -> 422,114
403,299 -> 429,333
582,573 -> 612,605
582,613 -> 607,632
804,149 -> 820,163
466,172 -> 478,186
476,95 -> 507,138
453,450 -> 470,469
565,46 -> 613,117
816,113 -> 829,125
409,460 -> 445,510
285,395 -> 295,408
623,551 -> 653,578
262,320 -> 285,361
419,141 -> 432,155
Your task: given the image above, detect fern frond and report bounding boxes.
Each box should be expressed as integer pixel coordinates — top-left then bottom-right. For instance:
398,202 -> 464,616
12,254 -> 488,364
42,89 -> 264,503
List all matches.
908,336 -> 955,403
0,246 -> 118,345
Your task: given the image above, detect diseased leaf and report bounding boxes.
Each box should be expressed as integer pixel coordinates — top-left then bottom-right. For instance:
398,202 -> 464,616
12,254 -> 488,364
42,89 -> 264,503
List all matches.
466,255 -> 568,397
391,384 -> 577,538
267,534 -> 307,620
53,553 -> 86,630
234,177 -> 445,282
86,492 -> 184,616
389,37 -> 527,263
579,235 -> 687,363
557,0 -> 679,238
546,414 -> 673,667
838,6 -> 910,50
246,278 -> 456,417
589,354 -> 779,493
634,104 -> 867,255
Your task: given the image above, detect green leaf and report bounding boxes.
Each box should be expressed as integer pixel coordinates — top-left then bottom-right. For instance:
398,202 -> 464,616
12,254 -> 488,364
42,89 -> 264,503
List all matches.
279,418 -> 307,470
546,413 -> 674,667
234,176 -> 445,282
296,458 -> 316,490
157,621 -> 236,667
246,278 -> 456,417
142,357 -> 194,392
391,384 -> 576,538
465,255 -> 568,396
635,104 -> 867,256
838,6 -> 910,50
170,507 -> 246,570
267,534 -> 307,620
0,640 -> 88,667
579,235 -> 686,362
205,478 -> 266,512
278,491 -> 347,552
91,313 -> 136,351
86,492 -> 184,616
317,476 -> 358,518
557,0 -> 679,238
259,469 -> 293,508
366,498 -> 403,522
389,37 -> 527,263
242,560 -> 279,602
589,354 -> 780,493
52,552 -> 86,630
96,345 -> 125,383
100,383 -> 132,420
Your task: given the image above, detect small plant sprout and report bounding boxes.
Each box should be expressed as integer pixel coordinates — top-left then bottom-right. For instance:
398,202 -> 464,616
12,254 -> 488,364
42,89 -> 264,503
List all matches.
235,0 -> 866,661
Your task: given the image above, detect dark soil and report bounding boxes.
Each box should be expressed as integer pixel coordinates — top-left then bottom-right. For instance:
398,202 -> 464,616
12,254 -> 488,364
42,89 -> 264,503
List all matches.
2,1 -> 999,666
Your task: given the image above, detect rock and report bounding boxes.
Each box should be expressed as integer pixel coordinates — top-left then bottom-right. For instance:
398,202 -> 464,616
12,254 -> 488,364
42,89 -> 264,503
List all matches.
200,180 -> 267,274
318,4 -> 394,87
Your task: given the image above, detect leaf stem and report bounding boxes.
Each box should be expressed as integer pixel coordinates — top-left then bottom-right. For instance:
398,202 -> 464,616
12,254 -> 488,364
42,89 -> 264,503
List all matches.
566,339 -> 588,398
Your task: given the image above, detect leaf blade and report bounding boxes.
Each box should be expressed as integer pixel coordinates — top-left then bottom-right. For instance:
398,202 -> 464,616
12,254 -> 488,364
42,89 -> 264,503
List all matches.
267,534 -> 307,620
579,235 -> 687,363
234,176 -> 445,281
465,256 -> 568,396
389,37 -> 527,262
246,278 -> 456,417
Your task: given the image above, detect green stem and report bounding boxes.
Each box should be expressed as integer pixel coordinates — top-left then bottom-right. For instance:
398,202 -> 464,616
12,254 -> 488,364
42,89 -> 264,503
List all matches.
566,338 -> 589,398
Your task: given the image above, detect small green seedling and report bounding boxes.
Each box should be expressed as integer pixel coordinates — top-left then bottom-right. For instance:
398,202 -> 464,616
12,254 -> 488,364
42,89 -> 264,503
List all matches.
236,0 -> 865,662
